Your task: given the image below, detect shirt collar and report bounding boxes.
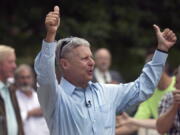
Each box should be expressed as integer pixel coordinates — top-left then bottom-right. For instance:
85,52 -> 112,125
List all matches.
0,81 -> 6,90
60,77 -> 76,96
60,77 -> 97,96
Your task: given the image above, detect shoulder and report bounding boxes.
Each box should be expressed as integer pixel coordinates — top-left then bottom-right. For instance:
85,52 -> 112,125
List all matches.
89,81 -> 103,90
89,81 -> 121,94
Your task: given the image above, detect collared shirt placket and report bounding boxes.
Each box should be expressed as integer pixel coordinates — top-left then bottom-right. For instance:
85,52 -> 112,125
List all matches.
84,87 -> 98,135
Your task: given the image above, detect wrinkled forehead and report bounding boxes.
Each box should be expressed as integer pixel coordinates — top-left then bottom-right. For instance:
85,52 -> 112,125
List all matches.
72,45 -> 92,57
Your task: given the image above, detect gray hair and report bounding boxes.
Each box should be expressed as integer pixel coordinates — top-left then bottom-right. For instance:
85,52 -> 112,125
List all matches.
55,37 -> 90,71
0,45 -> 15,62
15,64 -> 33,79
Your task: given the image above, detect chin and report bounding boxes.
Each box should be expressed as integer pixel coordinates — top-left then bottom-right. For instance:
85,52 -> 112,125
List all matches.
88,76 -> 93,81
7,73 -> 14,78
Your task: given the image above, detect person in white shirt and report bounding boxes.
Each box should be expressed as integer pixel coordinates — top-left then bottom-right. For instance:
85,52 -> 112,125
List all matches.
15,64 -> 49,135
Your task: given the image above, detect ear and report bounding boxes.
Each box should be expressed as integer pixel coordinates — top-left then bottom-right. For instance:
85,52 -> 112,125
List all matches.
60,58 -> 70,70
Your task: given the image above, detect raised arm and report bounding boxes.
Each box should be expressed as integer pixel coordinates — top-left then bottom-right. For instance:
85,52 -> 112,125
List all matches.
104,25 -> 177,112
34,6 -> 61,118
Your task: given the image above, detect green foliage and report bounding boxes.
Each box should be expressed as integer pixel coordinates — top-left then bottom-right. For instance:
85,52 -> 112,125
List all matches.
0,0 -> 179,81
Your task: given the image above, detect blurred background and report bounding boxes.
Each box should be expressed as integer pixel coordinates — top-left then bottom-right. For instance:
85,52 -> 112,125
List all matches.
0,0 -> 180,81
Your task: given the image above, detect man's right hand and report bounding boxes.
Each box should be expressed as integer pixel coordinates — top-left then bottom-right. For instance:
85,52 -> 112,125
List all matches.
45,6 -> 60,42
27,108 -> 43,119
116,112 -> 132,127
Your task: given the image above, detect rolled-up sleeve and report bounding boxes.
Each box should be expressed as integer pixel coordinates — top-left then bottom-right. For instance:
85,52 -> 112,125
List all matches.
104,50 -> 168,113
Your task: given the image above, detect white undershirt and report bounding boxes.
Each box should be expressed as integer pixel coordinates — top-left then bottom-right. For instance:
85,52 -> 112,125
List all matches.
16,89 -> 49,135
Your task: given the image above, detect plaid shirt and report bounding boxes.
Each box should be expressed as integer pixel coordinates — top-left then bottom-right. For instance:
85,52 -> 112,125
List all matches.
159,92 -> 180,135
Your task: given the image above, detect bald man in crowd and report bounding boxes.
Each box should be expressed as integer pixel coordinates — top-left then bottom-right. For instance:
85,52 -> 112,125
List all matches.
93,48 -> 123,84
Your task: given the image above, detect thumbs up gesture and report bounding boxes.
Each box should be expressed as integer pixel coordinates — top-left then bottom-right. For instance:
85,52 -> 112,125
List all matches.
45,6 -> 60,42
153,25 -> 177,52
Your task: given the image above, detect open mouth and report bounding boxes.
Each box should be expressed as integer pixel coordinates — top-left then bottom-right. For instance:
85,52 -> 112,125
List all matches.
88,69 -> 93,75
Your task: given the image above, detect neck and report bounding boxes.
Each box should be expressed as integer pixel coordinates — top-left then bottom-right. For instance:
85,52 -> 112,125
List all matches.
158,73 -> 172,90
64,76 -> 88,88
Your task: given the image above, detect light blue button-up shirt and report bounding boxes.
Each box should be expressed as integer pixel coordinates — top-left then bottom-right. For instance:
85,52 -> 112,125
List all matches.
34,41 -> 168,135
0,81 -> 18,135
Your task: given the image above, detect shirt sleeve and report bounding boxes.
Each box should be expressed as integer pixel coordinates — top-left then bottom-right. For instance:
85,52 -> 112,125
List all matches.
34,40 -> 61,119
134,101 -> 151,119
158,92 -> 173,116
103,50 -> 168,113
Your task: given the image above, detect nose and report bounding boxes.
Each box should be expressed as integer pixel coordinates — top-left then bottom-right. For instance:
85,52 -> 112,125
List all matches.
88,57 -> 95,66
13,62 -> 17,70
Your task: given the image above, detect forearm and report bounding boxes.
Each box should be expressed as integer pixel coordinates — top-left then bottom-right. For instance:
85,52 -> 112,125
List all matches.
35,40 -> 57,84
45,32 -> 56,42
34,41 -> 58,97
114,50 -> 168,112
128,50 -> 168,105
140,50 -> 167,96
35,40 -> 60,117
116,125 -> 138,135
156,104 -> 178,134
131,118 -> 156,129
28,108 -> 43,118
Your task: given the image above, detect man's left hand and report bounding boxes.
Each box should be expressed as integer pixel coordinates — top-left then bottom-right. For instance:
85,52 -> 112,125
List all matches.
153,24 -> 177,52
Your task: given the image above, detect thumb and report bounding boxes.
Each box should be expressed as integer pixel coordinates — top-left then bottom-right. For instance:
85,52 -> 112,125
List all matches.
153,24 -> 161,34
54,5 -> 59,12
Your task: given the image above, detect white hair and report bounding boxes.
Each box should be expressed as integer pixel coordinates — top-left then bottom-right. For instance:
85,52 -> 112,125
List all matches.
0,45 -> 15,62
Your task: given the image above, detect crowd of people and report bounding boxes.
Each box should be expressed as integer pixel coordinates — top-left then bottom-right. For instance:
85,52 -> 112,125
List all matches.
0,46 -> 49,135
0,5 -> 179,135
